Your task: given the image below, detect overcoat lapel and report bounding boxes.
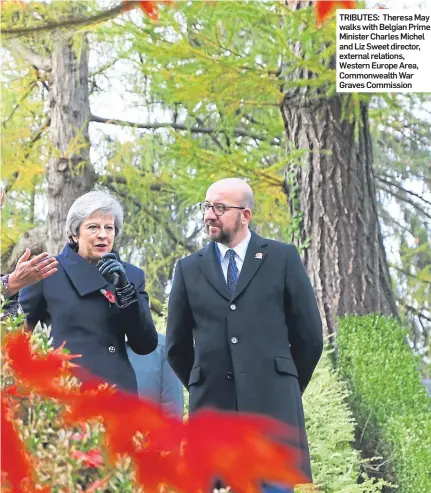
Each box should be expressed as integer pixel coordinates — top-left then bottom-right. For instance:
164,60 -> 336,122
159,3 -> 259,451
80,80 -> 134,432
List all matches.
230,232 -> 267,302
198,242 -> 231,301
58,244 -> 109,296
198,232 -> 268,302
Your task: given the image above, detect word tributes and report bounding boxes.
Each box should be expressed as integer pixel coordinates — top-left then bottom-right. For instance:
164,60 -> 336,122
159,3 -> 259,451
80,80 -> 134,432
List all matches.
336,10 -> 431,92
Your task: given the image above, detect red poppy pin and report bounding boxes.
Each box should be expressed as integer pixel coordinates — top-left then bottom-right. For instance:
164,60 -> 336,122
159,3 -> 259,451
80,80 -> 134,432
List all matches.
100,289 -> 115,304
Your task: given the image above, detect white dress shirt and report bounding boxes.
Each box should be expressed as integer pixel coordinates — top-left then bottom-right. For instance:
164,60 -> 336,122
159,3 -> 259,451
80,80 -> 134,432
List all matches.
216,230 -> 252,282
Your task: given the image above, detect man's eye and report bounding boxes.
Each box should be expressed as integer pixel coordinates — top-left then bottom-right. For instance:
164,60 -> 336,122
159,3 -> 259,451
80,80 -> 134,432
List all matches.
215,205 -> 225,213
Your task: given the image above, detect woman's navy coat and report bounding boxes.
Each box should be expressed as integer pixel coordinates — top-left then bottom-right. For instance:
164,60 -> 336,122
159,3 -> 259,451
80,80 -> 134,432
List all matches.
19,244 -> 158,394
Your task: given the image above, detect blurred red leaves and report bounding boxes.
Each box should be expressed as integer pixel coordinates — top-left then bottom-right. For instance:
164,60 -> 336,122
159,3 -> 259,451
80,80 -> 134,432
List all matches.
120,0 -> 175,21
2,330 -> 310,492
315,1 -> 357,24
1,398 -> 36,493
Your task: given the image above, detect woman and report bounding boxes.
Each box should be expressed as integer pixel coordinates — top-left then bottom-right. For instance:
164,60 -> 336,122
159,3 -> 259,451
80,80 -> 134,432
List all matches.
19,190 -> 158,394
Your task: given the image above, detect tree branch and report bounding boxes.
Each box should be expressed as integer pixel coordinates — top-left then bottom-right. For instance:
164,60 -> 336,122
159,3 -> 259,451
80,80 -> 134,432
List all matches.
1,225 -> 47,273
2,81 -> 38,128
390,264 -> 431,285
376,174 -> 431,208
9,39 -> 52,72
398,300 -> 431,324
1,2 -> 128,37
378,184 -> 431,221
90,114 -> 280,144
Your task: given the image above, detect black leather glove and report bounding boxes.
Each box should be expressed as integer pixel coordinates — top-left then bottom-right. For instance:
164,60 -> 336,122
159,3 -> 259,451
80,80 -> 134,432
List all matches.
97,253 -> 129,288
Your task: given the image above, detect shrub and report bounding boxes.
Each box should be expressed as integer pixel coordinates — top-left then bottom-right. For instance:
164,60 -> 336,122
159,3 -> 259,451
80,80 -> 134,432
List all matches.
298,350 -> 387,493
337,315 -> 431,493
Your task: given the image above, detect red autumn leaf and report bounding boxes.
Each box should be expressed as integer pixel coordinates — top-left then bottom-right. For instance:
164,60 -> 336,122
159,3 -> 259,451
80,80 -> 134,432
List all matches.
138,1 -> 159,19
72,449 -> 104,468
185,411 -> 309,493
3,331 -> 311,493
3,331 -> 80,393
315,1 -> 357,25
1,398 -> 48,493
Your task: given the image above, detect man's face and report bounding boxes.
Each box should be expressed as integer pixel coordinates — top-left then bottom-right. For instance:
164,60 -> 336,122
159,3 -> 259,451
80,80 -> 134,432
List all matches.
203,187 -> 244,245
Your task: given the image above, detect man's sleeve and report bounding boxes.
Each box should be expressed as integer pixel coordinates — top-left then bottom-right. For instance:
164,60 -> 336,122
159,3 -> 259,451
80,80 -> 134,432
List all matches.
166,259 -> 195,388
284,245 -> 323,394
160,339 -> 185,418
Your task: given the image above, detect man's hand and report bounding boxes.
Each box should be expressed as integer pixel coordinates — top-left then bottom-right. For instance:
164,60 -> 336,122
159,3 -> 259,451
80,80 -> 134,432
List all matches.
7,249 -> 58,296
97,253 -> 129,288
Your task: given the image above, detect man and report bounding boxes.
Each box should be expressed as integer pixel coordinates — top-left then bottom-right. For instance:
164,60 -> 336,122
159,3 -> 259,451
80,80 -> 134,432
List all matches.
166,178 -> 323,492
127,332 -> 184,418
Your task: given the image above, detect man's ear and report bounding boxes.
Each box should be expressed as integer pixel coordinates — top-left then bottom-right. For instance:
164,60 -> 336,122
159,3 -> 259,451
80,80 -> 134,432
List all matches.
243,209 -> 252,224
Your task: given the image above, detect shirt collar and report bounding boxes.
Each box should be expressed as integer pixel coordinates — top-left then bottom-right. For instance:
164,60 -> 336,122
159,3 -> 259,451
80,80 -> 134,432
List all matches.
217,230 -> 252,262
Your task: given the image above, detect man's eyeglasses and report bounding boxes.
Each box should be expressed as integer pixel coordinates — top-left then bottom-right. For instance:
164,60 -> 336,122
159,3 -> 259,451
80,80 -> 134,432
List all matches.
200,202 -> 245,217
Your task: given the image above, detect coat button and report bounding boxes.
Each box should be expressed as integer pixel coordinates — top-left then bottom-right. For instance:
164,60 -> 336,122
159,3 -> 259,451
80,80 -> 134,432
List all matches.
231,337 -> 238,344
230,304 -> 236,310
108,345 -> 116,353
226,372 -> 233,380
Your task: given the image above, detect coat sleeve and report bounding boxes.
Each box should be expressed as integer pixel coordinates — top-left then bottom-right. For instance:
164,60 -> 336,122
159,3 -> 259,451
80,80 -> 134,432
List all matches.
18,281 -> 49,330
166,259 -> 195,388
120,268 -> 158,355
284,245 -> 323,394
160,340 -> 185,418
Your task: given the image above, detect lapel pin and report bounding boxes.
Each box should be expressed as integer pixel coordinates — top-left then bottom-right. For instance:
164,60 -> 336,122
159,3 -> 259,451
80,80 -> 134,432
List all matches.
255,253 -> 263,259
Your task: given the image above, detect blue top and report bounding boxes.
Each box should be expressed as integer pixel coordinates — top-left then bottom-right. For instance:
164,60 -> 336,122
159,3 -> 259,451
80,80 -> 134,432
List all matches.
127,332 -> 184,418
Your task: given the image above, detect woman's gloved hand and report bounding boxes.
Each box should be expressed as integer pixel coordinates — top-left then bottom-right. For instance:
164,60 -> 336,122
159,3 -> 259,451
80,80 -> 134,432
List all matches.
97,253 -> 129,288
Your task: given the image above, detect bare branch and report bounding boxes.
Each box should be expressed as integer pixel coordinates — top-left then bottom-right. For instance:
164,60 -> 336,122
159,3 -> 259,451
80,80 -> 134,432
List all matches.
9,39 -> 52,72
1,2 -> 128,37
398,300 -> 431,323
390,264 -> 431,285
376,174 -> 431,208
1,225 -> 47,273
378,184 -> 431,221
90,114 -> 280,144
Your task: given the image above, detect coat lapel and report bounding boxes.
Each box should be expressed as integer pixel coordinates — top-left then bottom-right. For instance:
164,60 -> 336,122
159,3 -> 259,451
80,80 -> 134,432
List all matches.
198,242 -> 231,301
58,243 -> 109,297
231,232 -> 268,302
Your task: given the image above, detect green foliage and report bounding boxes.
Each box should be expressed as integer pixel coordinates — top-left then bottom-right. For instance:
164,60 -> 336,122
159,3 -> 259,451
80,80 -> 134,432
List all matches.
337,315 -> 431,493
300,350 -> 387,493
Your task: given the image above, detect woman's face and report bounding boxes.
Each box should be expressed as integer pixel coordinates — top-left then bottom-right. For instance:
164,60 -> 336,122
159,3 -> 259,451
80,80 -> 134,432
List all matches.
73,213 -> 115,262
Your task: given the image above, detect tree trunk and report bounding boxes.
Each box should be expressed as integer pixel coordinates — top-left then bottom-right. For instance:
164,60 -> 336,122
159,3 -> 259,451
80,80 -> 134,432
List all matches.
46,31 -> 95,255
281,94 -> 398,337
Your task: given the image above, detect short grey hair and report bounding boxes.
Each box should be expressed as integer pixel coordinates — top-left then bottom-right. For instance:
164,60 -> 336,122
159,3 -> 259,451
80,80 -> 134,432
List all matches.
66,190 -> 124,242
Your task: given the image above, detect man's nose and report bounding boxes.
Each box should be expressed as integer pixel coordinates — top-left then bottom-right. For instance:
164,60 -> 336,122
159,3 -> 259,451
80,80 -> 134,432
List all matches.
205,206 -> 217,220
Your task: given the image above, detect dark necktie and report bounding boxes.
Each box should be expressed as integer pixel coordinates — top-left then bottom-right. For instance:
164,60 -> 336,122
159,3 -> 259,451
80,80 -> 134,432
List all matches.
226,249 -> 238,292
